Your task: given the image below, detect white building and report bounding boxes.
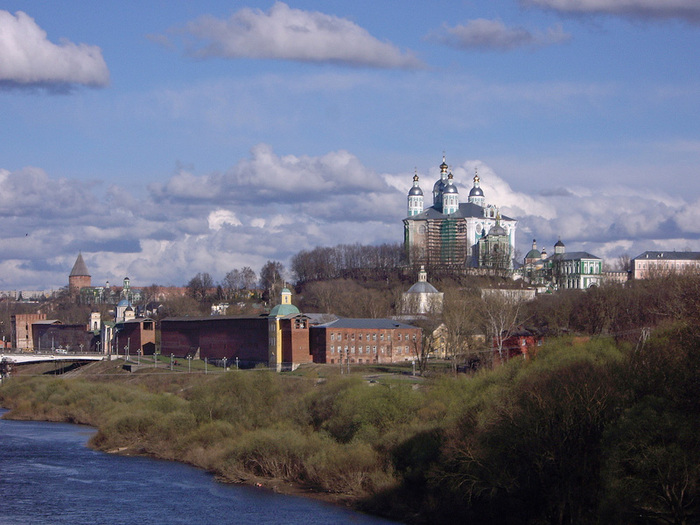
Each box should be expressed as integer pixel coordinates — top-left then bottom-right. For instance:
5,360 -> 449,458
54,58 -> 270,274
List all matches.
403,156 -> 517,269
631,251 -> 700,279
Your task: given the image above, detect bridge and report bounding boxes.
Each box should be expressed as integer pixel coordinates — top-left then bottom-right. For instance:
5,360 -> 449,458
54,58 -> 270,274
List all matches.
0,352 -> 106,365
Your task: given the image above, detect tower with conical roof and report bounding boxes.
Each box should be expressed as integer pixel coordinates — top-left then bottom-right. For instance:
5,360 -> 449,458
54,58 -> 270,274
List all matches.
69,253 -> 91,295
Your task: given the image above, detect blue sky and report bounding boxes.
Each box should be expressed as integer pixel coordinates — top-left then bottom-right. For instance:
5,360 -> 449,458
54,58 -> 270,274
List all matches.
1,0 -> 699,289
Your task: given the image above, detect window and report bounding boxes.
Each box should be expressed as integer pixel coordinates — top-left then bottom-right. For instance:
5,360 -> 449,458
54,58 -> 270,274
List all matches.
359,333 -> 363,340
331,333 -> 335,341
373,346 -> 377,354
373,334 -> 377,341
398,333 -> 402,341
331,345 -> 335,354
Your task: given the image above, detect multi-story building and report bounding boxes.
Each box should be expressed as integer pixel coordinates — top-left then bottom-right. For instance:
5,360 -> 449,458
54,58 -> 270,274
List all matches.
403,156 -> 517,269
522,239 -> 603,290
548,239 -> 603,289
11,313 -> 47,350
310,318 -> 422,365
631,251 -> 700,279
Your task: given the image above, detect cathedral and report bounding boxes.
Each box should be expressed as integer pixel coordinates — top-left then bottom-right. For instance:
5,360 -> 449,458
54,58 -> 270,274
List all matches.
403,156 -> 517,269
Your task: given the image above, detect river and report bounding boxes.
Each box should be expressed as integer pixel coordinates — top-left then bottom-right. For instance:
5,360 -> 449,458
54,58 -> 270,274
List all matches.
0,410 -> 398,524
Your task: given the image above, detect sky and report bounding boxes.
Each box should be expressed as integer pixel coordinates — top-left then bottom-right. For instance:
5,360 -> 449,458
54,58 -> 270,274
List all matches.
1,0 -> 699,290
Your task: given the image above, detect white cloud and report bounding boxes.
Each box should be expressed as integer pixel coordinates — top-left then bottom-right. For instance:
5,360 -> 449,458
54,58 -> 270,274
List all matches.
150,143 -> 387,205
430,19 -> 570,50
207,209 -> 242,230
173,2 -> 423,69
3,151 -> 700,290
523,0 -> 700,23
0,10 -> 109,88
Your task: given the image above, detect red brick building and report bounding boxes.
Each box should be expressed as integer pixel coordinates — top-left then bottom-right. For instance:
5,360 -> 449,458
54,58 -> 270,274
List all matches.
310,318 -> 422,365
32,322 -> 99,353
494,328 -> 543,362
11,313 -> 47,350
277,315 -> 312,369
112,318 -> 156,355
160,316 -> 269,366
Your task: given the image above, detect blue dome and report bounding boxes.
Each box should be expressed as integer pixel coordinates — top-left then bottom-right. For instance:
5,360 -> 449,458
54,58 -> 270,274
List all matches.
408,186 -> 423,196
469,186 -> 484,197
444,183 -> 458,194
117,299 -> 130,307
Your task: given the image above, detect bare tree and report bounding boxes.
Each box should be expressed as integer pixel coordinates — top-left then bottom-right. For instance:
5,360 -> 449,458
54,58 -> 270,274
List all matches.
186,272 -> 213,302
260,260 -> 285,303
442,289 -> 483,373
479,290 -> 526,363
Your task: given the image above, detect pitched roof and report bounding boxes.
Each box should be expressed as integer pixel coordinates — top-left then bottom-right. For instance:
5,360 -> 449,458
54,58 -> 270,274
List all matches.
633,251 -> 700,261
318,318 -> 418,330
70,253 -> 90,277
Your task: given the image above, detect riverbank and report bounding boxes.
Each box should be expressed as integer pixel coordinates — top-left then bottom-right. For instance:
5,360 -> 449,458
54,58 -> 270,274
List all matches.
4,329 -> 700,525
0,361 -> 410,521
0,413 -> 392,525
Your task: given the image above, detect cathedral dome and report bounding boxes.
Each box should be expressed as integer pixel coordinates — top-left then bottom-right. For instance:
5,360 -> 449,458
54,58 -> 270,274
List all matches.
408,174 -> 423,196
444,174 -> 458,194
525,248 -> 541,259
469,186 -> 484,197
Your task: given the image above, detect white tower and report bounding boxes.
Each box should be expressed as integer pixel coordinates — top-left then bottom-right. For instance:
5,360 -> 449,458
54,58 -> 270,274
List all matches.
407,172 -> 424,216
443,172 -> 459,214
432,156 -> 449,208
468,169 -> 485,207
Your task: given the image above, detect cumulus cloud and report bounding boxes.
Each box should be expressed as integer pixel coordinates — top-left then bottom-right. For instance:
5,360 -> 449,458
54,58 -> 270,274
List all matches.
522,0 -> 700,24
0,10 -> 109,88
429,19 -> 570,50
150,143 -> 387,206
171,2 -> 423,68
207,209 -> 242,230
3,150 -> 700,290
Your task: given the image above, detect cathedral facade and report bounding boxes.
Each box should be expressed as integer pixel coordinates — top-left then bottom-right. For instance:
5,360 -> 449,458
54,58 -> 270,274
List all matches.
403,157 -> 517,269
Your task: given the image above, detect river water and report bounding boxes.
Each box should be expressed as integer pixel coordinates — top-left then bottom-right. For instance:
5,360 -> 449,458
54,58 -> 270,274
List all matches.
0,410 -> 397,525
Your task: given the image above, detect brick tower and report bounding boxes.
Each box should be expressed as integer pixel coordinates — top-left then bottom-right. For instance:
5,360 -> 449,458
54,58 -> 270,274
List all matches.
69,253 -> 91,295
